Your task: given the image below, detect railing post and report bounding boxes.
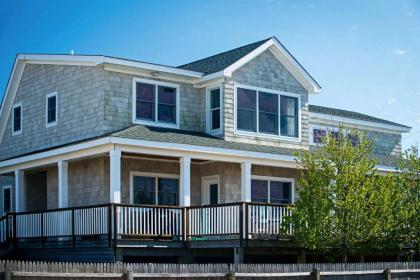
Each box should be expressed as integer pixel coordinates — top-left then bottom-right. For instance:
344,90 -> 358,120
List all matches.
183,207 -> 188,241
113,204 -> 118,260
239,203 -> 244,243
108,204 -> 112,248
244,203 -> 249,241
40,212 -> 44,248
13,213 -> 17,242
71,208 -> 75,248
5,214 -> 9,243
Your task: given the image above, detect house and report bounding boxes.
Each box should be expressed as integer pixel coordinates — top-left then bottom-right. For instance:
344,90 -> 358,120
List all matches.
0,37 -> 411,263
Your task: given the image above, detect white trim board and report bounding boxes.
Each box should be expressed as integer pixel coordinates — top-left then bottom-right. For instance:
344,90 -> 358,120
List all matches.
309,112 -> 411,134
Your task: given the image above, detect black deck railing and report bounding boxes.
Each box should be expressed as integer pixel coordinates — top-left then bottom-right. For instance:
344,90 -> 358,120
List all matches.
0,202 -> 293,247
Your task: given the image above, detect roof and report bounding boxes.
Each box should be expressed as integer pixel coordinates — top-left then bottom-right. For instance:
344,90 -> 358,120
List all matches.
111,125 -> 400,167
178,38 -> 271,74
309,105 -> 411,129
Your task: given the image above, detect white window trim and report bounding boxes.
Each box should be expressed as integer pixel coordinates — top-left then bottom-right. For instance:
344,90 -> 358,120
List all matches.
206,85 -> 223,135
2,185 -> 12,213
45,91 -> 58,128
251,175 -> 295,203
132,77 -> 180,129
129,171 -> 180,205
201,175 -> 220,205
12,103 -> 22,136
234,83 -> 301,142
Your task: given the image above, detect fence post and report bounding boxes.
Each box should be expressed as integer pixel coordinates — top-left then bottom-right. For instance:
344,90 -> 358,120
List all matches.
310,268 -> 320,280
383,267 -> 391,280
227,270 -> 236,280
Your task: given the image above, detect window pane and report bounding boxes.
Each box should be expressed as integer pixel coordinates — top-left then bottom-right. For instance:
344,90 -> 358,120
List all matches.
259,113 -> 278,134
237,88 -> 256,110
313,129 -> 327,143
237,109 -> 256,132
136,83 -> 155,121
13,106 -> 21,132
251,179 -> 268,203
211,109 -> 220,130
259,92 -> 278,113
158,86 -> 176,123
47,96 -> 56,123
347,134 -> 359,146
209,184 -> 218,205
280,96 -> 298,137
133,176 -> 155,205
158,86 -> 176,105
270,181 -> 292,204
210,89 -> 220,109
158,178 -> 178,206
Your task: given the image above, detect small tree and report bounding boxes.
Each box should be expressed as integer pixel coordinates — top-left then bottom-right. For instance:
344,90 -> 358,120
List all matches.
285,128 -> 391,262
397,147 -> 420,260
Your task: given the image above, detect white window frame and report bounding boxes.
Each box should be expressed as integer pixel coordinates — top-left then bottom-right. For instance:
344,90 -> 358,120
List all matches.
234,83 -> 301,142
2,185 -> 12,213
251,175 -> 295,204
45,92 -> 58,128
12,103 -> 22,136
129,171 -> 180,205
206,86 -> 223,135
201,175 -> 220,205
132,78 -> 180,129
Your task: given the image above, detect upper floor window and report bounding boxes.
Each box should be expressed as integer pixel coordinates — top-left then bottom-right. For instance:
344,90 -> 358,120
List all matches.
311,127 -> 359,146
251,176 -> 294,204
12,103 -> 22,135
133,78 -> 179,128
206,87 -> 222,134
235,85 -> 300,139
46,92 -> 58,127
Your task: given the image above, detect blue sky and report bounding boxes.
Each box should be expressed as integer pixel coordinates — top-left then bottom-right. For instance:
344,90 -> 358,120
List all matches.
1,0 -> 419,150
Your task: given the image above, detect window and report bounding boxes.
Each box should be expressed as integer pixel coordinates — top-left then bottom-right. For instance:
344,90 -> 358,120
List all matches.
207,87 -> 222,133
311,127 -> 359,146
46,92 -> 57,127
2,186 -> 11,213
235,85 -> 300,139
251,177 -> 293,204
12,103 -> 22,135
131,172 -> 179,206
133,78 -> 179,128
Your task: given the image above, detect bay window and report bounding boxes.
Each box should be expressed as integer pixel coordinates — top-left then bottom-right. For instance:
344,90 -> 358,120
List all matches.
236,85 -> 299,139
133,78 -> 179,128
251,177 -> 293,204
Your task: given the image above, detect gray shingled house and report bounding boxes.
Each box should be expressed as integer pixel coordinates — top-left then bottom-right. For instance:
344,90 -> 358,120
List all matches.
0,37 -> 411,263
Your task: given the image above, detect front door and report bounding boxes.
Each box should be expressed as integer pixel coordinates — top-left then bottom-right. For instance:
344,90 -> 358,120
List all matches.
202,176 -> 219,205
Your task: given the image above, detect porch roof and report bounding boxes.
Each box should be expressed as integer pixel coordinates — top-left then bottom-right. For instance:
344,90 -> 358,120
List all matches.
111,125 -> 401,167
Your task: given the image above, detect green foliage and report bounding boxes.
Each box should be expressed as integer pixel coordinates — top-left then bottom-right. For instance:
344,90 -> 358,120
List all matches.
283,127 -> 403,261
397,147 -> 420,257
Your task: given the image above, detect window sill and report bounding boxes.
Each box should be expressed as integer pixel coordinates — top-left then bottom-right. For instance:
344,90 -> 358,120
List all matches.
46,122 -> 57,128
234,129 -> 301,143
133,119 -> 179,129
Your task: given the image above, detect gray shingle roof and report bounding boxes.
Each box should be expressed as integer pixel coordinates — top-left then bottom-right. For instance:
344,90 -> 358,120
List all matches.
111,125 -> 400,167
309,105 -> 411,129
177,38 -> 272,74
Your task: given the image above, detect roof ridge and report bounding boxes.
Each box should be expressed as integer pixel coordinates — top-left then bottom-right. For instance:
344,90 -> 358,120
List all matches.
177,37 -> 273,68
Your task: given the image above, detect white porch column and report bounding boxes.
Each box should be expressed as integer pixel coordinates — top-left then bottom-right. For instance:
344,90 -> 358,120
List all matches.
109,149 -> 121,203
58,160 -> 69,208
179,156 -> 191,206
241,161 -> 252,202
15,169 -> 25,212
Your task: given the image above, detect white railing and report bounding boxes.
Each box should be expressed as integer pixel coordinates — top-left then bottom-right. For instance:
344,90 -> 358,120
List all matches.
74,205 -> 109,235
189,203 -> 241,236
248,203 -> 292,236
116,205 -> 183,238
43,210 -> 72,237
15,213 -> 42,238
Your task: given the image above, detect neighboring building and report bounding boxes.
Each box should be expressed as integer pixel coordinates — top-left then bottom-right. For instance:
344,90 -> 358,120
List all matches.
0,37 -> 411,263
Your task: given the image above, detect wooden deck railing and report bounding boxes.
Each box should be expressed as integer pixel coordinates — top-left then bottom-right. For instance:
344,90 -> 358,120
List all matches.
0,202 -> 293,246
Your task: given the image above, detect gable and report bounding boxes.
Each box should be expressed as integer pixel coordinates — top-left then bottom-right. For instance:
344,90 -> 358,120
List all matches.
232,50 -> 306,94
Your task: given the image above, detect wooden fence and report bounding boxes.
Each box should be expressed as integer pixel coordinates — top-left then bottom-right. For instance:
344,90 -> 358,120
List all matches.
0,261 -> 419,279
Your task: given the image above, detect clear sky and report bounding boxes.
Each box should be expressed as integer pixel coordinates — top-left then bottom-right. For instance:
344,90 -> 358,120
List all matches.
1,0 -> 419,150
